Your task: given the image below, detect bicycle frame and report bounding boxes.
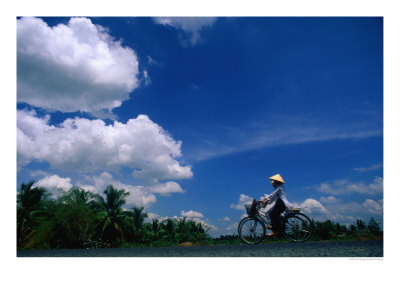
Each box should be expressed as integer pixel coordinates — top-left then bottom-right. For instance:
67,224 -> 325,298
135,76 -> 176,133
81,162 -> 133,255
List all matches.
256,210 -> 293,232
256,210 -> 272,228
239,202 -> 313,243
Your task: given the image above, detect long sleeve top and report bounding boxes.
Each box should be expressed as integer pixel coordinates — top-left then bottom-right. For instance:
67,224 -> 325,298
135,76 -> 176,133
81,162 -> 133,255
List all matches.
262,185 -> 293,215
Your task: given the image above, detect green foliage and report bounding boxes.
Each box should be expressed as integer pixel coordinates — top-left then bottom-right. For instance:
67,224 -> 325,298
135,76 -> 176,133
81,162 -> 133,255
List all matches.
17,181 -> 49,248
17,180 -> 382,249
309,218 -> 382,242
22,187 -> 99,249
17,181 -> 213,250
367,217 -> 381,234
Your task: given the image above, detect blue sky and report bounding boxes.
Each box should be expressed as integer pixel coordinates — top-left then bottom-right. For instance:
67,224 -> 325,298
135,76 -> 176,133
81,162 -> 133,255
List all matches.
16,17 -> 383,236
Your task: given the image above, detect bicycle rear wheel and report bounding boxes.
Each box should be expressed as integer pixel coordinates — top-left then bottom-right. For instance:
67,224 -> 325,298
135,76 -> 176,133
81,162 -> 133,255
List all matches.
238,217 -> 265,244
283,215 -> 312,242
294,213 -> 313,241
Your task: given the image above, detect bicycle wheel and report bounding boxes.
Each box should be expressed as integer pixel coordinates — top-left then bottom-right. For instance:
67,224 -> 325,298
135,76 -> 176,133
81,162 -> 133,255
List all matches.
238,217 -> 265,244
294,213 -> 313,241
283,215 -> 312,242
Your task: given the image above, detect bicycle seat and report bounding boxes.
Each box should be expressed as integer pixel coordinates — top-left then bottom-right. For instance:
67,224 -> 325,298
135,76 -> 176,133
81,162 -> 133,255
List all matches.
289,208 -> 301,212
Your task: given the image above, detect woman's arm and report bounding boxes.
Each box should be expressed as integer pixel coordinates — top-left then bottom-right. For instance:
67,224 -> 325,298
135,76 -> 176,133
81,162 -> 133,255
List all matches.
265,186 -> 282,202
260,197 -> 269,207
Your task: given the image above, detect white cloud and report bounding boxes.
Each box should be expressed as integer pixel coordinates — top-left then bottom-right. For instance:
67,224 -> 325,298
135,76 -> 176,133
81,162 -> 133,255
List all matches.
353,164 -> 383,172
146,212 -> 162,221
80,172 -> 157,208
225,222 -> 239,232
34,174 -> 73,197
153,17 -> 217,46
180,210 -> 217,231
189,119 -> 382,161
147,56 -> 159,65
142,70 -> 152,86
17,109 -> 193,181
292,196 -> 383,225
319,196 -> 342,204
297,198 -> 329,215
181,210 -> 204,219
35,174 -> 73,191
149,181 -> 184,195
78,172 -> 187,208
223,216 -> 231,222
17,17 -> 140,116
318,177 -> 383,195
362,199 -> 383,215
143,210 -> 217,231
230,194 -> 254,210
29,170 -> 49,178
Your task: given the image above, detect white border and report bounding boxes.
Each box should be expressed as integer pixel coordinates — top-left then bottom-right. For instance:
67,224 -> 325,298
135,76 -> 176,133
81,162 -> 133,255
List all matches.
3,1 -> 399,300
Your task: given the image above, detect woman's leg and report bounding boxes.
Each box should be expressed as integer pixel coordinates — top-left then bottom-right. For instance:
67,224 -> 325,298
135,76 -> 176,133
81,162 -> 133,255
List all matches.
269,198 -> 286,233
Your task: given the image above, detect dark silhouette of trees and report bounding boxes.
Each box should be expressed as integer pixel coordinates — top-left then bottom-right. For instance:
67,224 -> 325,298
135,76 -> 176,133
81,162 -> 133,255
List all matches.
311,218 -> 381,241
367,218 -> 381,234
17,181 -> 383,249
95,185 -> 130,247
17,181 -> 49,247
17,182 -> 213,249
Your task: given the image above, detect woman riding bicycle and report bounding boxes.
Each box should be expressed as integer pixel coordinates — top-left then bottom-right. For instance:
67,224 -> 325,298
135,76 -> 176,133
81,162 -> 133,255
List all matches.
260,174 -> 293,236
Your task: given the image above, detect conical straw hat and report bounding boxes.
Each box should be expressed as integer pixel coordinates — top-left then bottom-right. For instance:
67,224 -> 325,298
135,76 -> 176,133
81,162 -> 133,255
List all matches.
269,174 -> 285,184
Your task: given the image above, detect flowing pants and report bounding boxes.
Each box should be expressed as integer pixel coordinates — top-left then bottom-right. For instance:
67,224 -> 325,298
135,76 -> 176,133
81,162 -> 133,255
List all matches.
269,198 -> 286,233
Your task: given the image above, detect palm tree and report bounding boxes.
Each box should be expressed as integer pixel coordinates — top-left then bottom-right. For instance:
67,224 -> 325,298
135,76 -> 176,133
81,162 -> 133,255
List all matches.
138,218 -> 165,246
133,207 -> 148,229
59,186 -> 98,207
121,206 -> 148,244
44,187 -> 99,248
161,218 -> 177,244
17,181 -> 49,247
95,185 -> 129,247
175,217 -> 191,243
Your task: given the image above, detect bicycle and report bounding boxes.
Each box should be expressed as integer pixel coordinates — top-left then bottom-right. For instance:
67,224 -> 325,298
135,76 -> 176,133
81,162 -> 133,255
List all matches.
238,200 -> 313,244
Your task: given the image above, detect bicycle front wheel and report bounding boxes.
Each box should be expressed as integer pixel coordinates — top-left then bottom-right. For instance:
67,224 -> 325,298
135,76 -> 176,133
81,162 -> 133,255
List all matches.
283,215 -> 311,242
238,217 -> 265,244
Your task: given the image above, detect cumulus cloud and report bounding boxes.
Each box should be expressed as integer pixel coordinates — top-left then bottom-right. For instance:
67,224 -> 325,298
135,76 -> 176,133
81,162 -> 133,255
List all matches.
226,222 -> 239,232
34,174 -> 73,198
80,172 -> 157,208
35,174 -> 73,191
292,196 -> 383,225
17,109 -> 193,181
153,17 -> 217,46
77,172 -> 186,208
149,181 -> 184,195
144,210 -> 217,231
319,196 -> 342,204
146,212 -> 162,221
362,199 -> 383,215
180,210 -> 217,231
29,170 -> 49,178
17,17 -> 140,116
230,194 -> 253,210
181,210 -> 204,219
297,198 -> 329,215
318,177 -> 383,195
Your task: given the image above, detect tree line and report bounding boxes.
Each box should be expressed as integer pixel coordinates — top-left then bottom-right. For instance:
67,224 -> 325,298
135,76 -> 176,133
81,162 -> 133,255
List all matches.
17,180 -> 383,250
309,217 -> 382,241
17,181 -> 212,250
216,218 -> 382,245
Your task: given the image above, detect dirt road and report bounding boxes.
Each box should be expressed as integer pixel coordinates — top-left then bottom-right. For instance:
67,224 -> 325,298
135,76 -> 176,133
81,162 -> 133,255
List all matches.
17,240 -> 383,257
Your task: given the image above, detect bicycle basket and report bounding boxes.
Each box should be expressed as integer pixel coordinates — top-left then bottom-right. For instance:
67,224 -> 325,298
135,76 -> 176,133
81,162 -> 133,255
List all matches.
245,199 -> 258,216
